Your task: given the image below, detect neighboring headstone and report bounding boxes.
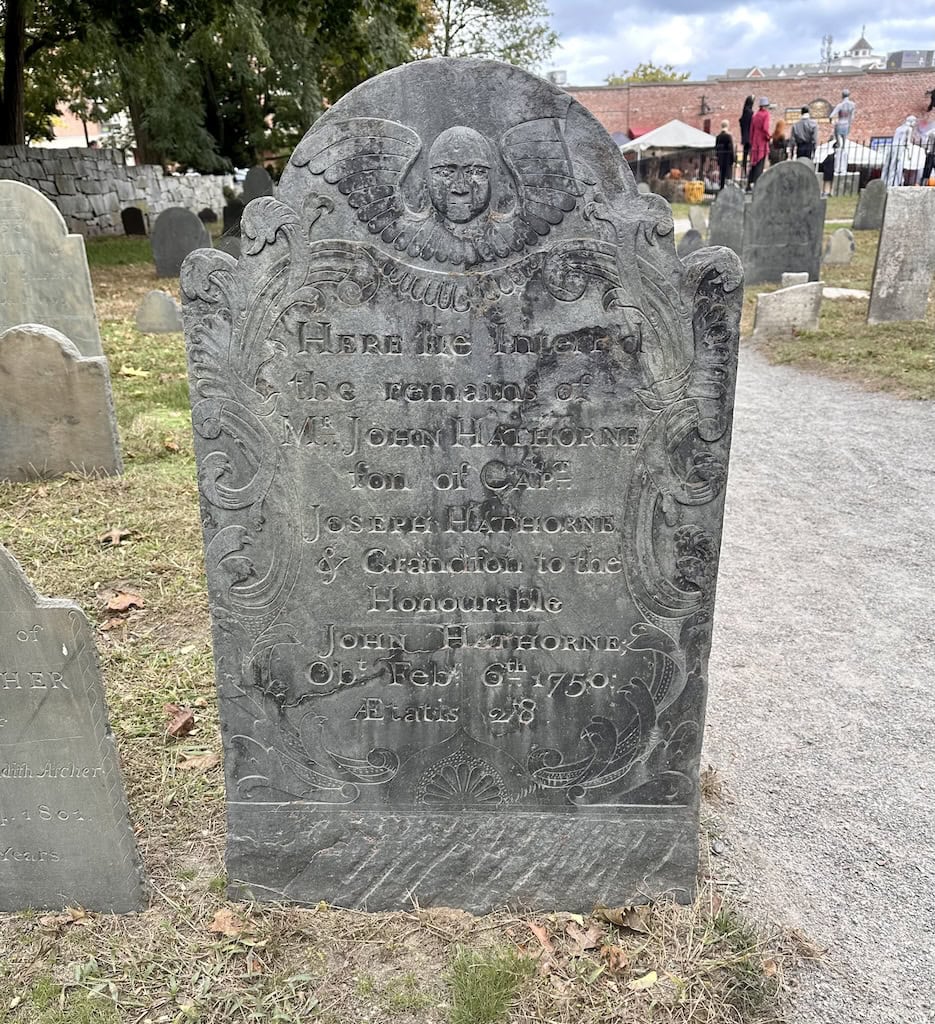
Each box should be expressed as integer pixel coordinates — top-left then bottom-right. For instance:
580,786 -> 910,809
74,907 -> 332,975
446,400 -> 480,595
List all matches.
151,207 -> 211,278
867,188 -> 935,323
0,325 -> 122,481
781,272 -> 809,287
0,543 -> 144,912
0,181 -> 103,357
214,235 -> 241,259
198,207 -> 218,224
135,289 -> 183,333
743,161 -> 824,284
677,228 -> 704,256
752,282 -> 823,340
853,179 -> 886,231
223,199 -> 244,235
636,181 -> 651,195
823,286 -> 869,301
688,206 -> 707,237
182,58 -> 743,914
708,182 -> 745,256
242,166 -> 274,204
121,206 -> 147,236
823,227 -> 855,266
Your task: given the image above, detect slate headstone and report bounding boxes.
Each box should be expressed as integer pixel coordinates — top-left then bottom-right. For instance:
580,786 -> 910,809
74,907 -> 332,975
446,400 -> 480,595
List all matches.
688,206 -> 708,237
198,207 -> 218,224
823,227 -> 855,266
708,182 -> 745,257
0,325 -> 122,481
0,543 -> 144,912
853,179 -> 886,231
121,206 -> 147,236
867,188 -> 935,324
242,166 -> 274,204
214,235 -> 241,259
0,181 -> 103,357
677,228 -> 704,257
182,58 -> 743,913
743,161 -> 825,284
781,272 -> 809,288
151,207 -> 211,278
752,282 -> 823,340
223,199 -> 245,235
135,290 -> 183,333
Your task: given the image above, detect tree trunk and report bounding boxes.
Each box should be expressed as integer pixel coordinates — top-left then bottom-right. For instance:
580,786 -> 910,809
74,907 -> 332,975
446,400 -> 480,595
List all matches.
0,0 -> 27,145
116,53 -> 162,165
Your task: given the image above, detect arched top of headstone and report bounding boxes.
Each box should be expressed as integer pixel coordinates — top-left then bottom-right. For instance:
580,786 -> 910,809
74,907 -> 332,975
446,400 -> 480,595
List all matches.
0,179 -> 68,244
0,322 -> 82,360
151,206 -> 211,277
749,158 -> 822,206
242,165 -> 275,204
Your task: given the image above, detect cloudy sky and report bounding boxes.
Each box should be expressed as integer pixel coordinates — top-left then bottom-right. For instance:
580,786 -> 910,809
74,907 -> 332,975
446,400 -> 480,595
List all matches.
546,3 -> 935,84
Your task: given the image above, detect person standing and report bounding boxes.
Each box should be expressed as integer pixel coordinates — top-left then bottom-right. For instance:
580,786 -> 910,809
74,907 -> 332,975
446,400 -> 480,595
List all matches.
829,89 -> 856,174
739,96 -> 754,177
769,120 -> 789,165
882,115 -> 918,186
715,120 -> 735,189
922,124 -> 935,185
748,97 -> 771,188
791,106 -> 819,160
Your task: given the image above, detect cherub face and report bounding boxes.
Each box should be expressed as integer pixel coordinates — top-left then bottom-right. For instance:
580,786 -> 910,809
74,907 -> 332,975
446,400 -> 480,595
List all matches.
428,126 -> 492,224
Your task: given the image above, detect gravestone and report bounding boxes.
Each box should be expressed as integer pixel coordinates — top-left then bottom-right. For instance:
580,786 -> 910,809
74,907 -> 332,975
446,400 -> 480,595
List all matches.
242,166 -> 274,204
121,206 -> 147,236
0,181 -> 103,357
223,199 -> 245,235
151,207 -> 211,278
0,544 -> 144,912
743,160 -> 824,284
752,282 -> 823,340
688,206 -> 707,237
198,207 -> 218,224
0,325 -> 122,481
677,228 -> 704,257
636,181 -> 651,195
781,271 -> 809,287
708,182 -> 745,257
853,179 -> 886,230
868,188 -> 935,324
135,290 -> 183,333
214,235 -> 241,259
182,58 -> 743,913
823,227 -> 855,266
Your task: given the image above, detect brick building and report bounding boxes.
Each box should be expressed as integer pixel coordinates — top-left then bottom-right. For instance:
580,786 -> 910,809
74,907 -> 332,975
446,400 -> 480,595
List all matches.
568,67 -> 935,145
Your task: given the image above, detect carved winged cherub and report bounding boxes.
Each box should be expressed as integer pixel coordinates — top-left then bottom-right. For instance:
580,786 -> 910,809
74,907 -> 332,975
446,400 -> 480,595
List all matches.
291,116 -> 583,267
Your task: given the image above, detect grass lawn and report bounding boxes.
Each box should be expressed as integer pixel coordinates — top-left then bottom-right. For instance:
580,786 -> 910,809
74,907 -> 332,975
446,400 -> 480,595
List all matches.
0,236 -> 810,1024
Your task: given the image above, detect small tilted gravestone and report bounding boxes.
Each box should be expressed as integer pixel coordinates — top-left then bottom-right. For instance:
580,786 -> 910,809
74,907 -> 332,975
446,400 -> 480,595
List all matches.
853,179 -> 886,231
151,207 -> 211,278
708,181 -> 745,257
677,228 -> 704,257
781,272 -> 809,288
182,57 -> 743,913
120,206 -> 147,236
0,181 -> 103,357
0,544 -> 144,912
752,282 -> 823,340
223,198 -> 245,235
0,325 -> 122,481
823,227 -> 855,266
135,290 -> 183,333
242,166 -> 275,204
743,161 -> 825,284
198,207 -> 218,224
688,205 -> 707,238
868,188 -> 935,324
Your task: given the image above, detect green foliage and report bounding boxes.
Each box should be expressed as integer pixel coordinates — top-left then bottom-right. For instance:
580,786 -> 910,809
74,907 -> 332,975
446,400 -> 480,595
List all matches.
418,0 -> 557,69
448,945 -> 534,1024
606,61 -> 690,84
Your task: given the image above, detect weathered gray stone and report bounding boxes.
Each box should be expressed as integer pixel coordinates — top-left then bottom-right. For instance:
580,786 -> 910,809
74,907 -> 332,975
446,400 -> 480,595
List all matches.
0,325 -> 122,480
636,181 -> 650,194
853,179 -> 886,231
242,165 -> 274,204
781,272 -> 809,287
677,228 -> 704,256
0,182 -> 103,357
823,286 -> 869,300
135,290 -> 182,333
743,161 -> 824,284
752,281 -> 823,340
823,227 -> 855,265
121,206 -> 147,235
0,544 -> 144,913
708,182 -> 745,256
182,58 -> 743,914
688,206 -> 707,237
151,206 -> 211,278
867,188 -> 935,324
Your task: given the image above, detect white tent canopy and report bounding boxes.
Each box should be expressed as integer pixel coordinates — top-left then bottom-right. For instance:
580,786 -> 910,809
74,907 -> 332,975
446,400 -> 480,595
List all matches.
620,119 -> 718,153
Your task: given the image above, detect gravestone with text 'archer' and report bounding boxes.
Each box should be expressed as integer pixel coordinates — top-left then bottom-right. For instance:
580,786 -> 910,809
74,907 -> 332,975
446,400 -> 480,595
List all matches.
182,58 -> 742,913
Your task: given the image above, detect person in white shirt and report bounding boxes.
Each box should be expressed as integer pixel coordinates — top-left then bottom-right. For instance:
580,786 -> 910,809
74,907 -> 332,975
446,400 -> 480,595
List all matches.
829,90 -> 856,174
881,115 -> 918,187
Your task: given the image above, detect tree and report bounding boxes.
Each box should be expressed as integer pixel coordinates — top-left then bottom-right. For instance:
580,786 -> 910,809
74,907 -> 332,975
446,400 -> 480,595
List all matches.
605,62 -> 690,85
417,0 -> 556,69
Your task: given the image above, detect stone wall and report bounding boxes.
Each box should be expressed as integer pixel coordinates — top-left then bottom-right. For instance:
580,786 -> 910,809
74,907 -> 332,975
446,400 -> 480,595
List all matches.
0,146 -> 234,236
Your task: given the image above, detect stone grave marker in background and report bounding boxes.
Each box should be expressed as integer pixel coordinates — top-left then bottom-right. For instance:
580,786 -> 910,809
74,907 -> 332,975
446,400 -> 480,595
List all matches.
120,206 -> 147,236
214,236 -> 241,259
198,207 -> 219,224
0,544 -> 144,912
242,166 -> 274,204
0,181 -> 103,357
823,227 -> 855,266
135,290 -> 183,333
781,271 -> 809,287
868,188 -> 935,323
742,161 -> 824,284
0,325 -> 122,481
223,198 -> 245,235
636,181 -> 651,194
708,182 -> 745,257
677,228 -> 704,257
182,58 -> 742,913
853,179 -> 886,230
151,207 -> 211,278
688,205 -> 707,238
752,282 -> 823,340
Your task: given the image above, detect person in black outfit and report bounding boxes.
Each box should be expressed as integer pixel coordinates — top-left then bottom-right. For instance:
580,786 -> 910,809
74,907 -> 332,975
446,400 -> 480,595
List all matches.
715,120 -> 735,189
739,96 -> 754,177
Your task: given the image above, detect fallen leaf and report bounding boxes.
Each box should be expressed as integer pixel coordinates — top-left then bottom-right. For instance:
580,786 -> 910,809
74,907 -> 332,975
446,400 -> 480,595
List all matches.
163,436 -> 180,453
595,904 -> 652,933
65,907 -> 88,921
565,921 -> 604,955
177,752 -> 221,772
119,365 -> 150,378
208,908 -> 245,937
164,703 -> 195,739
763,958 -> 778,977
99,617 -> 125,632
98,527 -> 133,547
601,944 -> 630,972
527,920 -> 555,955
628,970 -> 658,991
106,590 -> 144,613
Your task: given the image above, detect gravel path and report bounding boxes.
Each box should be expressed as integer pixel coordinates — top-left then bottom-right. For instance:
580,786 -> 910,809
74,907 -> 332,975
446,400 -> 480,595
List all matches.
705,349 -> 935,1024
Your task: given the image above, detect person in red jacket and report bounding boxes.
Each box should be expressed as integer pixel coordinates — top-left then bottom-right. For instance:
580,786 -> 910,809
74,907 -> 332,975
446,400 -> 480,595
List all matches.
747,96 -> 771,189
